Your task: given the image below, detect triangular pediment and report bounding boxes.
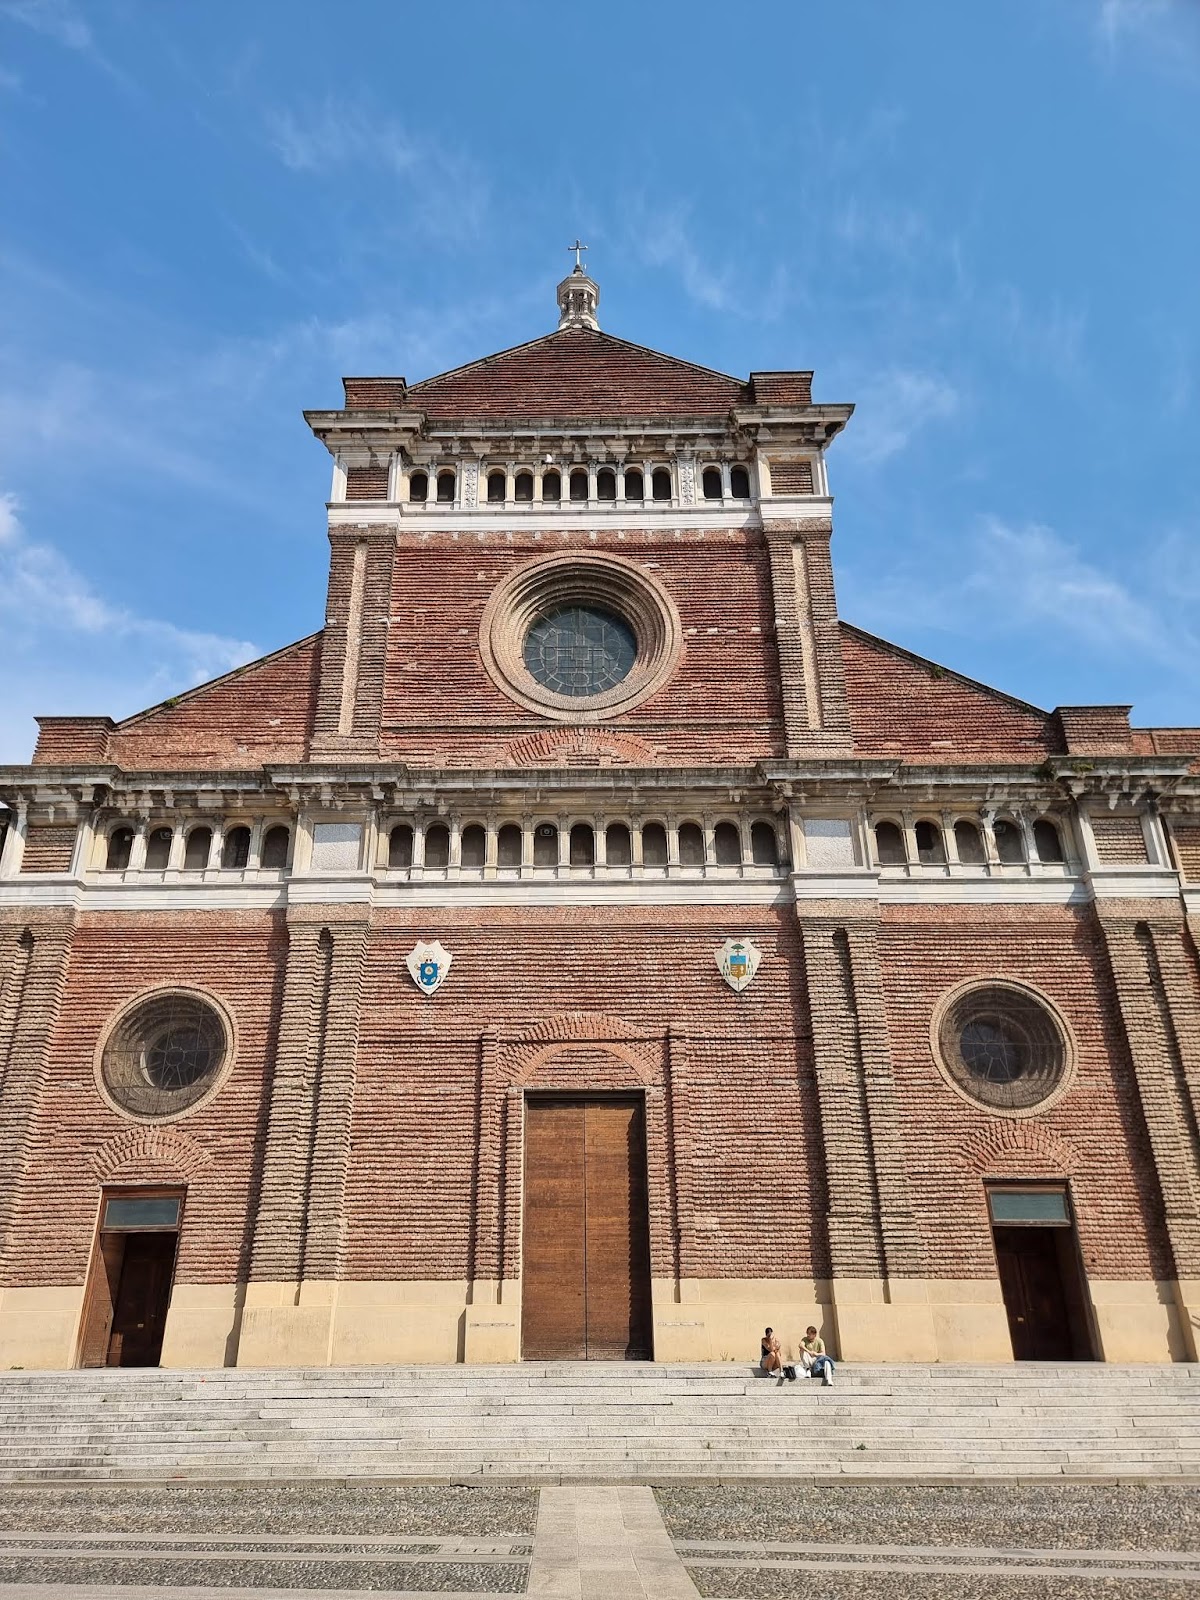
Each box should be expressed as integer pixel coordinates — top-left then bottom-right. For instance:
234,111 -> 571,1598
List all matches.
406,325 -> 750,421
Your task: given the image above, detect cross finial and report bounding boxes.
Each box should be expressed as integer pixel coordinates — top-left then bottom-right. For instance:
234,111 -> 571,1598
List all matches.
568,239 -> 588,272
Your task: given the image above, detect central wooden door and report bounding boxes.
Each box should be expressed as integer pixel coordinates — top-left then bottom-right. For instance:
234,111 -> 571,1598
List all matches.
994,1225 -> 1081,1360
522,1097 -> 652,1360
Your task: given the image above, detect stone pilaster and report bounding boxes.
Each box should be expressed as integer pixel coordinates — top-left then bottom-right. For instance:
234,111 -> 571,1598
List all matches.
1096,902 -> 1200,1358
0,912 -> 77,1280
763,520 -> 852,755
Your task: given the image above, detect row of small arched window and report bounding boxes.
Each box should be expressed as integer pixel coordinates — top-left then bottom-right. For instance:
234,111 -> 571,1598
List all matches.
874,816 -> 1065,868
408,465 -> 752,505
105,823 -> 292,873
387,818 -> 783,870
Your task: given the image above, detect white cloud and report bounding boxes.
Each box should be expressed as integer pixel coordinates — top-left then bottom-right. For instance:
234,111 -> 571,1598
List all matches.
263,99 -> 487,244
0,0 -> 91,51
631,205 -> 736,313
0,491 -> 258,761
1099,0 -> 1177,44
1093,0 -> 1200,74
843,368 -> 962,466
849,516 -> 1200,680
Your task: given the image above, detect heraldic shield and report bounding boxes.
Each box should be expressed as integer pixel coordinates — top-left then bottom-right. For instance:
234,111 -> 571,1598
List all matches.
406,940 -> 453,996
716,937 -> 762,993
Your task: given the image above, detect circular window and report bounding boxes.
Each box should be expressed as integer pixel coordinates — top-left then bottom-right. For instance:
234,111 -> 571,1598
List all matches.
523,605 -> 638,697
932,981 -> 1074,1116
480,552 -> 682,721
97,990 -> 232,1121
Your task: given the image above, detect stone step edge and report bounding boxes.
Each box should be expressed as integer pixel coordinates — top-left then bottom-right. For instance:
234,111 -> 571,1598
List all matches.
2,1471 -> 1200,1489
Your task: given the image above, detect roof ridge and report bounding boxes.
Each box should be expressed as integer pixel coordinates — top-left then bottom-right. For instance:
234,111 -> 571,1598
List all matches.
115,631 -> 323,729
839,619 -> 1049,718
406,324 -> 746,394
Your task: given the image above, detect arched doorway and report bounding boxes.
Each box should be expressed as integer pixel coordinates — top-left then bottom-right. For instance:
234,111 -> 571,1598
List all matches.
522,1095 -> 652,1360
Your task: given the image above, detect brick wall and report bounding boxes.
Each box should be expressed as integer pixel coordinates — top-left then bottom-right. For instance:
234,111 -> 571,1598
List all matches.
7,911 -> 287,1288
344,464 -> 389,500
877,903 -> 1173,1282
841,624 -> 1060,760
1091,815 -> 1150,865
380,528 -> 787,766
769,461 -> 814,494
107,636 -> 322,770
344,905 -> 822,1283
19,826 -> 76,874
1170,824 -> 1200,881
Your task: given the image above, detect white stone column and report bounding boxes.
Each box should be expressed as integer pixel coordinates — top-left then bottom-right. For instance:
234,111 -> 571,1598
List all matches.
701,813 -> 716,869
0,802 -> 27,877
594,815 -> 607,869
128,821 -> 148,874
521,815 -> 534,872
900,810 -> 920,875
167,824 -> 186,874
941,810 -> 961,868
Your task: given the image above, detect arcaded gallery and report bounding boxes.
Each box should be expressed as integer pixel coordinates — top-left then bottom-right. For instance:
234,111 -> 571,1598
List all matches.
2,261 -> 1199,1372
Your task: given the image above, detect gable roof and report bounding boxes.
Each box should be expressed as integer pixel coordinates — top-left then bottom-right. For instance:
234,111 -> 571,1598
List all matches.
405,325 -> 751,421
839,622 -> 1063,760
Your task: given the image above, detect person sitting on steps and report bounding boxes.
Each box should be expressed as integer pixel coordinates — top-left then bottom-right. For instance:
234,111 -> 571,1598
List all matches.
759,1326 -> 783,1378
801,1325 -> 835,1385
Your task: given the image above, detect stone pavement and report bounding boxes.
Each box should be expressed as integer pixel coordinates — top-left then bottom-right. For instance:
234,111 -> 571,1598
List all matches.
528,1487 -> 699,1600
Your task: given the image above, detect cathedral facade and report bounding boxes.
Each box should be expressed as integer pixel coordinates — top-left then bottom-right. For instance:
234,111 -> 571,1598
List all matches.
2,263 -> 1199,1372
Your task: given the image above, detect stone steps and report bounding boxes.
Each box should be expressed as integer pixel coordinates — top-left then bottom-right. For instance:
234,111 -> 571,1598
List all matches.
0,1364 -> 1196,1481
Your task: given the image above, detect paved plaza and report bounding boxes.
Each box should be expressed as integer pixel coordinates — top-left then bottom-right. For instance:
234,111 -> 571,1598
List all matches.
0,1482 -> 1197,1598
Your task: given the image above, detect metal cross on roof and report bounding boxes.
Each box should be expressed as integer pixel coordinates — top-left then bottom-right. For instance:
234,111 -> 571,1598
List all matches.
568,239 -> 588,271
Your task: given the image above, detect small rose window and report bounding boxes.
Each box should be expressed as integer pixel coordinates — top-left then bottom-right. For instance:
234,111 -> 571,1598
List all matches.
935,982 -> 1071,1114
99,991 -> 231,1120
523,605 -> 638,698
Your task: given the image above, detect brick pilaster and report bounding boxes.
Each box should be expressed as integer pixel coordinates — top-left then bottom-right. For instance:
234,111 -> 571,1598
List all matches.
249,910 -> 370,1282
310,528 -> 396,760
799,908 -> 924,1281
763,521 -> 852,755
0,912 -> 77,1281
1096,905 -> 1200,1283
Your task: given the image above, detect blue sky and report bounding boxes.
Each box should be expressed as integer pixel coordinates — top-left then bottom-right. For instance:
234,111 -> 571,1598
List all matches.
1,0 -> 1197,761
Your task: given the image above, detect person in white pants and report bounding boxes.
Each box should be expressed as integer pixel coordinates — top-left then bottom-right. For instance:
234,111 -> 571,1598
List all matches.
801,1325 -> 835,1385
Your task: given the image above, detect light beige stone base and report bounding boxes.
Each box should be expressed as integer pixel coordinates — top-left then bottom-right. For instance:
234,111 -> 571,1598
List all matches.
0,1275 -> 1191,1369
233,1280 -> 520,1368
0,1286 -> 84,1370
652,1277 -> 830,1363
1090,1278 -> 1195,1362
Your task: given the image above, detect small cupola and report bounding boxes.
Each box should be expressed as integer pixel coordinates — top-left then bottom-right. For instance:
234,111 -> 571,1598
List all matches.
557,240 -> 600,331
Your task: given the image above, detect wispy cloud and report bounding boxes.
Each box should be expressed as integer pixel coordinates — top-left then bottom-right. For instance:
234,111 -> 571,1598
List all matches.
263,98 -> 488,244
0,0 -> 91,51
1099,0 -> 1177,44
849,515 -> 1200,680
0,0 -> 133,87
1094,0 -> 1200,75
0,491 -> 258,760
842,368 -> 962,466
631,204 -> 736,312
0,492 -> 257,674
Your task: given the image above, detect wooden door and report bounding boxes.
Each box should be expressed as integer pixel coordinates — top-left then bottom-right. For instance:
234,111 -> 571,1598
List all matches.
522,1100 -> 588,1359
78,1234 -> 126,1368
107,1234 -> 178,1367
994,1226 -> 1073,1360
522,1098 -> 652,1360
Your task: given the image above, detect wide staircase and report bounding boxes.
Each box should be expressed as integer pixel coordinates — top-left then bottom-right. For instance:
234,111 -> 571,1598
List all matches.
0,1364 -> 1197,1482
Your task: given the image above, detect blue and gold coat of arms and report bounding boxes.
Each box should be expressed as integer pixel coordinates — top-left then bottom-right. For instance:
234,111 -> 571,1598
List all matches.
405,940 -> 453,996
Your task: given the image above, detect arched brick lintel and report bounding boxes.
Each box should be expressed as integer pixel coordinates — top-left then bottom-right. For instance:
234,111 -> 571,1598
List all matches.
958,1121 -> 1080,1177
90,1127 -> 213,1184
